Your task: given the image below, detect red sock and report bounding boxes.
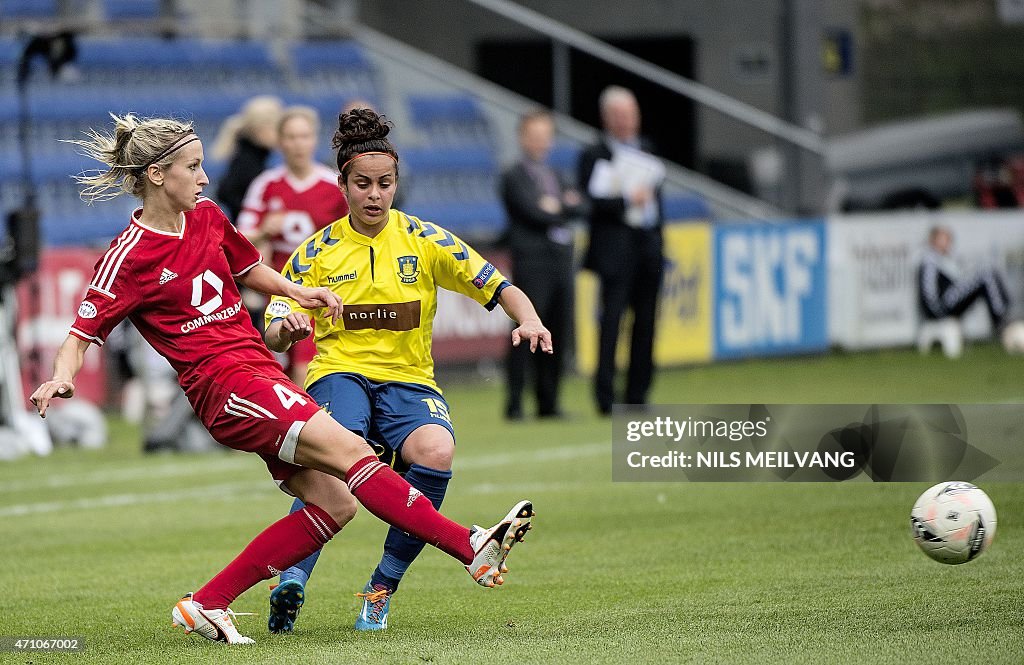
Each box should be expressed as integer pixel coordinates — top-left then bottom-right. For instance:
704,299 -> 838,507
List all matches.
346,456 -> 474,564
193,504 -> 339,610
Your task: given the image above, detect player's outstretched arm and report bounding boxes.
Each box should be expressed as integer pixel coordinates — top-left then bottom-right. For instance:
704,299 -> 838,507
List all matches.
264,313 -> 313,353
237,263 -> 342,323
31,334 -> 90,418
498,285 -> 553,354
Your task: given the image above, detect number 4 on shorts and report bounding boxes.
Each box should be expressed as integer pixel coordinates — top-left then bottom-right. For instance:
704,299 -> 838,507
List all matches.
274,383 -> 309,410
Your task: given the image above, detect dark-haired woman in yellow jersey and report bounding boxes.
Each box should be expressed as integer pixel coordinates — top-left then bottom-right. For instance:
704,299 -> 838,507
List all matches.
262,108 -> 552,633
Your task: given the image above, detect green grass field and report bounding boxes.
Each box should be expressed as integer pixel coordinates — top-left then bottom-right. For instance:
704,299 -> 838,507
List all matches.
2,344 -> 1023,664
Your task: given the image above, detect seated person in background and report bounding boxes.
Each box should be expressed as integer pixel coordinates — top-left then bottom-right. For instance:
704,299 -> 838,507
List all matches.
918,225 -> 1010,332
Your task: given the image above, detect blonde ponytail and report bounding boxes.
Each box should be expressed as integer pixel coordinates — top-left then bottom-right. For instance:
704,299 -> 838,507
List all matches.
66,113 -> 194,203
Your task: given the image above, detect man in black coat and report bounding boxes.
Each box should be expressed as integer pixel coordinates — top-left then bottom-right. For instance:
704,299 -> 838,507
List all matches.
578,86 -> 664,414
500,110 -> 586,420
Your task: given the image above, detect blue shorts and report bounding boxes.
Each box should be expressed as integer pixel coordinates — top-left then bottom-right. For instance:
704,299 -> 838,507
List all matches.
306,372 -> 455,472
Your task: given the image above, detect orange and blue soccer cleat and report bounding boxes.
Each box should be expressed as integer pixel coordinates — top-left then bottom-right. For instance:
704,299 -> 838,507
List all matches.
354,581 -> 393,631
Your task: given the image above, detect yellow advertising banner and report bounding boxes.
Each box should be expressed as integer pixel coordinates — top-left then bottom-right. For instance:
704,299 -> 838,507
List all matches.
575,222 -> 713,375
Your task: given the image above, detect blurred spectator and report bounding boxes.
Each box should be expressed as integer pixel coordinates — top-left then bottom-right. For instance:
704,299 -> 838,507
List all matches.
918,225 -> 1010,334
578,86 -> 665,415
973,156 -> 1024,208
499,109 -> 585,420
237,106 -> 348,383
212,95 -> 284,222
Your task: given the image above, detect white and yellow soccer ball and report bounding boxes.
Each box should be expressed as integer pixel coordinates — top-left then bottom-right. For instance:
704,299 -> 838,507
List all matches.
910,481 -> 997,564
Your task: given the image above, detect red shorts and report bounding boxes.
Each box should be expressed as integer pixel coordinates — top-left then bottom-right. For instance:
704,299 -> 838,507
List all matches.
196,372 -> 323,490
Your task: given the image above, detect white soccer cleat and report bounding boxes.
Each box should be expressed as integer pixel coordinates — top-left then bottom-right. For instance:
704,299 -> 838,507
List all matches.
467,499 -> 534,588
171,593 -> 255,645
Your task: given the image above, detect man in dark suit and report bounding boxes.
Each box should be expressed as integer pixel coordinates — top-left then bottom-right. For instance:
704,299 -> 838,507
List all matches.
500,110 -> 586,420
578,86 -> 664,414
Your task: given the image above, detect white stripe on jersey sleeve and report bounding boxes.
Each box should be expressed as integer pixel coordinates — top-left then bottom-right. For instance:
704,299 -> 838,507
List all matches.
69,327 -> 105,346
233,259 -> 263,277
91,226 -> 142,298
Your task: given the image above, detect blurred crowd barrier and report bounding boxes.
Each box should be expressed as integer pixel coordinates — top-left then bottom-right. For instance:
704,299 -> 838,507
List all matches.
14,212 -> 1024,409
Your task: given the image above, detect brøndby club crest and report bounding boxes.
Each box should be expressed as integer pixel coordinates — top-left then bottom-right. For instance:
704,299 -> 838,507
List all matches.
397,255 -> 420,284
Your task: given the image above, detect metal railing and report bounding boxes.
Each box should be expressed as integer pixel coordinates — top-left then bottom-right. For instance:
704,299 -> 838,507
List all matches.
466,0 -> 825,157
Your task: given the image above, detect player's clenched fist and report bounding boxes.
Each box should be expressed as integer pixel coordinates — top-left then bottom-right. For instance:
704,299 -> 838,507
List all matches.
281,312 -> 314,343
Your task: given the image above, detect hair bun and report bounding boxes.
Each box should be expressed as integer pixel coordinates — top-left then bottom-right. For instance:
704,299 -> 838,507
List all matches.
333,108 -> 391,148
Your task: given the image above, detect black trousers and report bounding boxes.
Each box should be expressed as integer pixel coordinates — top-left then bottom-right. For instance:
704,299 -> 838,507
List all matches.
941,268 -> 1010,326
506,249 -> 574,416
595,251 -> 663,411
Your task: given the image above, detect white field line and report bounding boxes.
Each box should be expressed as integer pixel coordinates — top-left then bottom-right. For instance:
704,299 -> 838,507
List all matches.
0,442 -> 609,494
0,442 -> 607,519
0,455 -> 253,493
465,480 -> 591,495
0,481 -> 269,518
455,441 -> 607,469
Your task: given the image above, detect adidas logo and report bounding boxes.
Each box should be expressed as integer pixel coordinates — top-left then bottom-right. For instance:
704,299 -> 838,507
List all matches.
407,487 -> 423,507
159,268 -> 178,285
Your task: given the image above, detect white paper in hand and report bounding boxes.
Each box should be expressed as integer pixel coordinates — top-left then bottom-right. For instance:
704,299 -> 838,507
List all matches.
587,158 -> 619,198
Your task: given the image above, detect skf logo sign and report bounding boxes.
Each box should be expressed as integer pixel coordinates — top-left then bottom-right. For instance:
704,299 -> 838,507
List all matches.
397,255 -> 419,284
715,223 -> 827,358
191,270 -> 224,315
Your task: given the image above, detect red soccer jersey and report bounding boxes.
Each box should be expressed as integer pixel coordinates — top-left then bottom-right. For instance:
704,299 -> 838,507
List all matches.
236,164 -> 349,271
70,198 -> 284,400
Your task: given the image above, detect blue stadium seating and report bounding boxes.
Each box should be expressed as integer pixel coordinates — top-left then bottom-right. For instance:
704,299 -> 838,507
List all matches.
289,42 -> 377,102
662,193 -> 711,220
398,145 -> 506,237
408,94 -> 493,146
548,142 -> 581,177
0,34 -> 704,248
403,200 -> 506,239
291,42 -> 370,71
1,0 -> 58,18
101,0 -> 160,20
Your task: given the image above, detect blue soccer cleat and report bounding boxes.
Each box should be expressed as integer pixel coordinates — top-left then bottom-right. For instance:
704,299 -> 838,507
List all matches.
268,580 -> 305,634
354,581 -> 393,631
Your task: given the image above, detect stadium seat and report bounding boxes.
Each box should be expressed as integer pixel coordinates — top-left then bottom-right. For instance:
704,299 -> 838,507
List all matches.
548,142 -> 580,177
401,145 -> 496,173
1,0 -> 58,18
917,317 -> 963,359
404,199 -> 506,239
662,193 -> 711,220
289,41 -> 377,100
407,94 -> 493,146
101,0 -> 160,20
291,41 -> 370,71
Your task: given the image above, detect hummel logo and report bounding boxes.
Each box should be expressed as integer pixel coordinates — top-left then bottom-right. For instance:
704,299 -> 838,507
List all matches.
159,268 -> 178,285
268,565 -> 282,576
407,487 -> 423,507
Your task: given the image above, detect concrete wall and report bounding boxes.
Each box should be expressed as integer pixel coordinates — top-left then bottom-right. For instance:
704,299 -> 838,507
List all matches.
356,0 -> 862,166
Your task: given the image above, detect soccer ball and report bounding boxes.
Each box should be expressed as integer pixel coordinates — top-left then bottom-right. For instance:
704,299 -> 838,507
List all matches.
1001,320 -> 1024,354
910,481 -> 997,564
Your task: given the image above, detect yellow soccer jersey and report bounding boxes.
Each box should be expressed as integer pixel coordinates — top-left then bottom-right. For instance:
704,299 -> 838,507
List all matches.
266,209 -> 510,391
